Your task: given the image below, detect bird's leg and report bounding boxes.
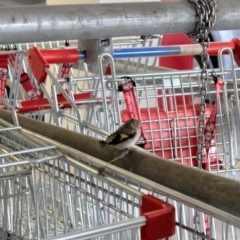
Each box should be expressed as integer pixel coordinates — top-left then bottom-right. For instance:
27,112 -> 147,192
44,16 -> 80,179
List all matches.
130,162 -> 135,172
108,148 -> 129,164
98,148 -> 130,176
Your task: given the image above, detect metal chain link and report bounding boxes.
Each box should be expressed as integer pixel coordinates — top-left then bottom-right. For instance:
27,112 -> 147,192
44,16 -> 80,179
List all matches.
187,0 -> 217,169
187,1 -> 217,239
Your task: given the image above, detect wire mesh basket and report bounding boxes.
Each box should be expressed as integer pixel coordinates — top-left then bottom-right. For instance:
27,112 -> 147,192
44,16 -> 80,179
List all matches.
2,39 -> 240,174
0,118 -> 175,240
17,119 -> 240,240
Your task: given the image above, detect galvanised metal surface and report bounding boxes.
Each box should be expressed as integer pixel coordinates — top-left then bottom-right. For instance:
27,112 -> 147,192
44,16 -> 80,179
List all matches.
0,0 -> 239,43
0,0 -> 45,7
1,117 -> 240,239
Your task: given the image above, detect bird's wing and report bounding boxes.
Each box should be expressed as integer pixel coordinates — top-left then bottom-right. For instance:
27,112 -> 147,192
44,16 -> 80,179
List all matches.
106,132 -> 136,146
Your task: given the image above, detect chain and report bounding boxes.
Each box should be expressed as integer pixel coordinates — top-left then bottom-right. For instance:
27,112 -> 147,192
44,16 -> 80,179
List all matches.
187,0 -> 217,169
187,1 -> 217,239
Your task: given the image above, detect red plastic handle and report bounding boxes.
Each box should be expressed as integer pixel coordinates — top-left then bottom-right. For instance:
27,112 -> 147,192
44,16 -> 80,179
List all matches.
209,38 -> 240,67
141,194 -> 175,240
208,41 -> 235,56
27,46 -> 49,85
40,48 -> 79,64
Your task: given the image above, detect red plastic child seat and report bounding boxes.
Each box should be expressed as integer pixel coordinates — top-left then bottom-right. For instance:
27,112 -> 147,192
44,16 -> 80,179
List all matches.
121,103 -> 221,169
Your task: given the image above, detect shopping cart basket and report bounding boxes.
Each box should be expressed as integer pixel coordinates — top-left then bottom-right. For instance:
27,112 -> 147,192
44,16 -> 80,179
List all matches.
1,37 -> 155,125
3,38 -> 240,171
0,112 -> 61,239
16,119 -> 240,240
88,46 -> 239,173
0,115 -> 175,240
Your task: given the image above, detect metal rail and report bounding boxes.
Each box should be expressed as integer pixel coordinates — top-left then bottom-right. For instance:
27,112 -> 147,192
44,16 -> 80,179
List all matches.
1,109 -> 240,220
0,0 -> 239,43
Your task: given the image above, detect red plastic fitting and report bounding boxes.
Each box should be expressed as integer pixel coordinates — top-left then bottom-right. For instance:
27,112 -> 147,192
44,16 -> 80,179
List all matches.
208,41 -> 235,56
141,194 -> 175,240
27,46 -> 49,85
27,46 -> 79,85
232,38 -> 240,67
40,48 -> 79,64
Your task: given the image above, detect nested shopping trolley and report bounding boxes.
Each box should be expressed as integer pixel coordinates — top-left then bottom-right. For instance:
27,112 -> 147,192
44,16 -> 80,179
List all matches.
17,38 -> 240,175
1,115 -> 240,240
0,111 -> 175,240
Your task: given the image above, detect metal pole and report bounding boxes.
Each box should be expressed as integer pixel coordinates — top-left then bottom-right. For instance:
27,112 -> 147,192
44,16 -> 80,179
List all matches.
0,0 -> 239,44
1,109 -> 240,219
46,217 -> 146,240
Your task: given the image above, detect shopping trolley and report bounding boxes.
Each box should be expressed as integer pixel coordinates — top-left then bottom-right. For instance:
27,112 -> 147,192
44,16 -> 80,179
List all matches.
2,37 -> 238,172
1,36 -> 240,172
0,100 -> 61,239
0,38 -> 240,239
13,118 -> 240,240
1,109 -> 240,239
30,40 -> 239,171
0,108 -> 175,240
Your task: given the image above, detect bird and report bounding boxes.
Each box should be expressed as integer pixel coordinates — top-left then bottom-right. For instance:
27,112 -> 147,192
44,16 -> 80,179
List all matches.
98,118 -> 141,176
99,118 -> 141,150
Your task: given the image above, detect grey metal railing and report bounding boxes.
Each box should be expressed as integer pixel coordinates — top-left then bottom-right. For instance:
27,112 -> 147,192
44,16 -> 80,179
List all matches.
0,0 -> 239,43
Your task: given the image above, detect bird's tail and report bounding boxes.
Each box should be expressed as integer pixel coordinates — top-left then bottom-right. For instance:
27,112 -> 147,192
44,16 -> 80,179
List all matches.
99,140 -> 107,146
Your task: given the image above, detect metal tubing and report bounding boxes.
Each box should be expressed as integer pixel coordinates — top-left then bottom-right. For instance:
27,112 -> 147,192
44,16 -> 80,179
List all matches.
0,155 -> 62,169
0,0 -> 239,43
0,165 -> 32,180
0,146 -> 56,158
0,126 -> 21,132
1,109 -> 240,219
1,114 -> 240,228
47,216 -> 146,240
0,99 -> 19,126
45,67 -> 84,132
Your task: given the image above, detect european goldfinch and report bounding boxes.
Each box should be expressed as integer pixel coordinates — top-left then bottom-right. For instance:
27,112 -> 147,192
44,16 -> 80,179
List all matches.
100,118 -> 141,149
